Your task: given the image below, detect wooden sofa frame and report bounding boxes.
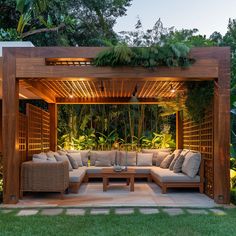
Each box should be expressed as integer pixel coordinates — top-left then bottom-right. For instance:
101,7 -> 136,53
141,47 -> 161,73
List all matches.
151,160 -> 204,194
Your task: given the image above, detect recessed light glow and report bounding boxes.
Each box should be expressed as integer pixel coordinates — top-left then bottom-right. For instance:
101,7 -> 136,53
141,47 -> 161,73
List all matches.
19,93 -> 28,99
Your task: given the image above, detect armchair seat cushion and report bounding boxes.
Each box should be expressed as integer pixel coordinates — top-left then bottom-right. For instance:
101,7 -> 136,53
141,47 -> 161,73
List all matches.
69,167 -> 87,183
151,167 -> 200,183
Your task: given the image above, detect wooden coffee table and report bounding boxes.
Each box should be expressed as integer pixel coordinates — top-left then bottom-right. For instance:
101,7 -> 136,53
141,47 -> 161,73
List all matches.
101,168 -> 135,192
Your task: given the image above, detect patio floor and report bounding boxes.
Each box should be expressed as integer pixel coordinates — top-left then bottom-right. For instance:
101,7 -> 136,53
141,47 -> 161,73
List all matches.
2,181 -> 218,208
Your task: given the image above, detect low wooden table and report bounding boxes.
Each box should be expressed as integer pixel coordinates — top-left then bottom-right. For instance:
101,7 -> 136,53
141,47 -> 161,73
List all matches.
101,168 -> 135,192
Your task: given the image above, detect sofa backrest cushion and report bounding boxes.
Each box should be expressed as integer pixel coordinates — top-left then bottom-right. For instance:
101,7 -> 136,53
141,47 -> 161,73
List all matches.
77,150 -> 90,166
46,151 -> 57,162
55,154 -> 73,171
173,155 -> 185,173
160,154 -> 175,169
90,151 -> 116,166
137,153 -> 153,166
32,153 -> 48,163
119,151 -> 137,166
182,151 -> 201,178
67,153 -> 83,169
142,149 -> 170,166
169,149 -> 182,170
94,152 -> 112,167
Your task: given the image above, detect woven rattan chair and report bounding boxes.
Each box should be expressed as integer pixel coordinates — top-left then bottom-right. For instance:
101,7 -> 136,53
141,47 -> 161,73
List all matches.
20,161 -> 69,199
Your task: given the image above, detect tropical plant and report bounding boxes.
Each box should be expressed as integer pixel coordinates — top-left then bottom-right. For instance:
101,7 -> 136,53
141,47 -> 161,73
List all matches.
97,130 -> 118,150
93,42 -> 194,69
141,132 -> 162,148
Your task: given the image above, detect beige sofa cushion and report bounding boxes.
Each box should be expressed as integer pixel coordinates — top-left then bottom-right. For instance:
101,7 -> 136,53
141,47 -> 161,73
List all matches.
137,153 -> 153,166
86,166 -> 113,174
32,153 -> 48,163
55,154 -> 73,171
182,151 -> 201,178
169,149 -> 182,170
69,167 -> 87,183
90,151 -> 116,166
67,153 -> 83,169
142,149 -> 170,165
119,151 -> 136,166
78,150 -> 90,166
173,155 -> 185,173
160,154 -> 174,169
151,167 -> 200,183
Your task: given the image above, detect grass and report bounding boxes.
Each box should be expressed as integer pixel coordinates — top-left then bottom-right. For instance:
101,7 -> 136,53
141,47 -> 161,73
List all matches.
0,208 -> 236,236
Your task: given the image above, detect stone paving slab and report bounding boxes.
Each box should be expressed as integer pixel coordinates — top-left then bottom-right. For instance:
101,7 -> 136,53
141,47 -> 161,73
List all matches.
162,208 -> 184,216
139,208 -> 159,215
41,208 -> 63,216
1,210 -> 13,214
209,209 -> 226,215
186,209 -> 208,215
90,208 -> 110,215
115,208 -> 134,215
66,209 -> 86,216
17,209 -> 39,216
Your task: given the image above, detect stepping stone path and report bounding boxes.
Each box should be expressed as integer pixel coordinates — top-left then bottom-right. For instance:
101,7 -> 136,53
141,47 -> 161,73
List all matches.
162,208 -> 184,216
66,208 -> 85,216
209,209 -> 227,215
17,209 -> 38,216
139,208 -> 159,215
90,208 -> 110,215
41,208 -> 63,216
186,209 -> 208,215
115,208 -> 134,215
1,207 -> 227,217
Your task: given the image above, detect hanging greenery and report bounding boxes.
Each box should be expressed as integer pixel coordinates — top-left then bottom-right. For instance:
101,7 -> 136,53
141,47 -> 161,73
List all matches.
93,43 -> 195,69
185,81 -> 214,123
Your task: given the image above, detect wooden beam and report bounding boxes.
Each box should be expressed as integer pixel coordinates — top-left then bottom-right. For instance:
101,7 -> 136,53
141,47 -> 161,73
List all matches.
213,48 -> 231,204
16,59 -> 218,79
56,97 -> 175,104
48,104 -> 57,151
2,49 -> 20,204
176,111 -> 183,149
23,80 -> 56,103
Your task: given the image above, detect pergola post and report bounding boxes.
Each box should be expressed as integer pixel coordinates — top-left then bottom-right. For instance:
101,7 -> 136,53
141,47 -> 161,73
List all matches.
2,49 -> 20,204
176,111 -> 183,149
213,48 -> 231,204
49,103 -> 57,151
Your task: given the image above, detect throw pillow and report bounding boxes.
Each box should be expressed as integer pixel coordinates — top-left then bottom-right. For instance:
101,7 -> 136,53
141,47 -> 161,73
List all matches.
182,151 -> 201,178
119,151 -> 137,166
46,151 -> 57,162
90,151 -> 116,166
169,149 -> 182,170
142,149 -> 159,165
32,153 -> 48,162
78,150 -> 90,166
156,151 -> 169,167
95,154 -> 112,166
137,153 -> 153,166
160,154 -> 175,169
57,150 -> 67,155
67,153 -> 83,169
173,155 -> 185,173
55,154 -> 73,171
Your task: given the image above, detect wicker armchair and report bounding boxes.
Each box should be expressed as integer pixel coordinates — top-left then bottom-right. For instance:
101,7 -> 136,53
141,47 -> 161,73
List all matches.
20,161 -> 69,198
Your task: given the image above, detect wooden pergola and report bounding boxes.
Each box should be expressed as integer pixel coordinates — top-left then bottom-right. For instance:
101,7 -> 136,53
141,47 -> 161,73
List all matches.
1,46 -> 230,204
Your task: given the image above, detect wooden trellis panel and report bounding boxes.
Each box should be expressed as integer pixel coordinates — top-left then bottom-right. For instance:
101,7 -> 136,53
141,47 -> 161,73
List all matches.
26,104 -> 50,159
19,113 -> 27,163
183,109 -> 214,198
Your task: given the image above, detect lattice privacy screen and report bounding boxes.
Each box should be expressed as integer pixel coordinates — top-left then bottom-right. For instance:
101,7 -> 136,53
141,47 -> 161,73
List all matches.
183,110 -> 214,198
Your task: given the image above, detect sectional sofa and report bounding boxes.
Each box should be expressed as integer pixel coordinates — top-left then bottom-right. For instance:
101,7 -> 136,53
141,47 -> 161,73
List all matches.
20,149 -> 204,197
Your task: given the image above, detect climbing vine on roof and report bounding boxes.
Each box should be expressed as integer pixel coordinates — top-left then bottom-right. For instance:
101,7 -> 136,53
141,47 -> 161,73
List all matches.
93,43 -> 195,69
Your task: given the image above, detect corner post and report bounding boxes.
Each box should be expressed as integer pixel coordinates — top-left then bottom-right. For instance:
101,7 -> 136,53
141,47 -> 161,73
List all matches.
49,103 -> 57,151
176,111 -> 183,149
213,47 -> 231,204
2,49 -> 20,204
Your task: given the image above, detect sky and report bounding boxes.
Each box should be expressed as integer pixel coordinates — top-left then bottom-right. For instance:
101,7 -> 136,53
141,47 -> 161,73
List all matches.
114,0 -> 236,37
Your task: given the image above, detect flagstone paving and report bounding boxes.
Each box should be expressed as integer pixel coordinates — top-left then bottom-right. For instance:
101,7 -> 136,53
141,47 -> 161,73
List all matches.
0,207 -> 228,216
139,208 -> 159,214
186,209 -> 208,215
209,208 -> 227,215
66,208 -> 86,216
17,209 -> 39,216
41,208 -> 63,216
90,208 -> 110,215
162,208 -> 184,216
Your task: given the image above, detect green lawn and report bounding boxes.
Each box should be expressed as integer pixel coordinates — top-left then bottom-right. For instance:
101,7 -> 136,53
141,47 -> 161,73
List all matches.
0,208 -> 236,236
